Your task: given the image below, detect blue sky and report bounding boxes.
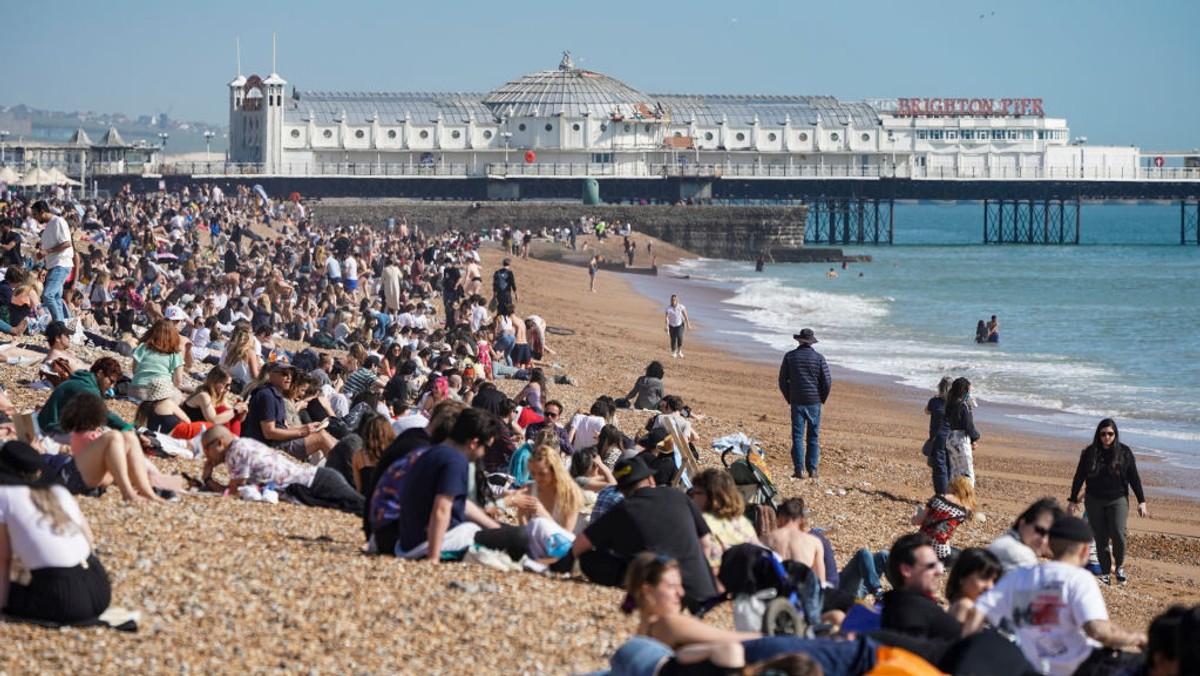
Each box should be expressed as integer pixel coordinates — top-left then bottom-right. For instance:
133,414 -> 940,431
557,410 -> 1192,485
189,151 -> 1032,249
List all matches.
4,0 -> 1197,150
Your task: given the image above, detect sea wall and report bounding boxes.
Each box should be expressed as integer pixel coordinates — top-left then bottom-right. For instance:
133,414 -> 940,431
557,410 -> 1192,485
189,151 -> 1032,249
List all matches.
310,200 -> 850,262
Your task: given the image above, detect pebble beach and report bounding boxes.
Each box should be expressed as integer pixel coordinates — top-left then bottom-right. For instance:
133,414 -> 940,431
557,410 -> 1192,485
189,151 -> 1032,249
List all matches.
2,231 -> 1198,675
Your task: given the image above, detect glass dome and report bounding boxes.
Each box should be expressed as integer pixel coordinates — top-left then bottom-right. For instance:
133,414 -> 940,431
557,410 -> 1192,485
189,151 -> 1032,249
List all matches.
483,52 -> 654,120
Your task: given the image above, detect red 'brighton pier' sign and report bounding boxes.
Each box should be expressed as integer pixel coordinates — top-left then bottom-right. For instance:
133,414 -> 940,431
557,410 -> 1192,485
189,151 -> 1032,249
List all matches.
895,98 -> 1044,117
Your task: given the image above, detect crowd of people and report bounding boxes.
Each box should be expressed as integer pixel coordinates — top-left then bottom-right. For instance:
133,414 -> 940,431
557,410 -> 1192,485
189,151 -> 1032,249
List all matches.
0,183 -> 1189,675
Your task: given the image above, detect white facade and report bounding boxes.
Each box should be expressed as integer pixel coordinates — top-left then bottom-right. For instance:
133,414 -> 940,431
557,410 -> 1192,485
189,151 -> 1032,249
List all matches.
226,55 -> 1144,180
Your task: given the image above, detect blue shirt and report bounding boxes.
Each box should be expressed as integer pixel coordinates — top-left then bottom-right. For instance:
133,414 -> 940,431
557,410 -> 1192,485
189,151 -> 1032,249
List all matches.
396,444 -> 469,553
244,385 -> 286,445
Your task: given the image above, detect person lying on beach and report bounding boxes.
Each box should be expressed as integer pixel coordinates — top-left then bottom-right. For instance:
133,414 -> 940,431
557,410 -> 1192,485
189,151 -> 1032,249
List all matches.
200,426 -> 363,514
51,392 -> 176,503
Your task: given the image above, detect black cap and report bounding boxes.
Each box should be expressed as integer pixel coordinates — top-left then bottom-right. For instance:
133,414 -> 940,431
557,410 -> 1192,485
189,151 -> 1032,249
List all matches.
613,456 -> 653,490
1048,514 -> 1094,543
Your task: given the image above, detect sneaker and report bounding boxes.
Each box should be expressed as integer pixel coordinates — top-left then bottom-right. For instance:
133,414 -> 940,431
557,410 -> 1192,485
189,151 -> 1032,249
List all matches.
791,471 -> 806,480
1098,573 -> 1111,585
809,469 -> 820,480
676,350 -> 684,358
1115,567 -> 1127,584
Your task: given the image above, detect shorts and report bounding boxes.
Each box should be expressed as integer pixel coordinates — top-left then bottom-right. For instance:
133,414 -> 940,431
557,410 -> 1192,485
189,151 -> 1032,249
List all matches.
343,278 -> 359,291
277,437 -> 308,461
511,343 -> 532,366
42,454 -> 90,495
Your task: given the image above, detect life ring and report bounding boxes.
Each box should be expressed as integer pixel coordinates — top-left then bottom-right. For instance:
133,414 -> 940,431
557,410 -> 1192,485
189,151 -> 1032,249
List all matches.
1154,156 -> 1165,168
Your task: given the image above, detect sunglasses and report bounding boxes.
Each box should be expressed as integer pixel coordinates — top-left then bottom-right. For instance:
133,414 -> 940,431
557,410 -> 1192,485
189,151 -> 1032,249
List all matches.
1099,431 -> 1116,437
920,560 -> 943,572
1033,525 -> 1051,536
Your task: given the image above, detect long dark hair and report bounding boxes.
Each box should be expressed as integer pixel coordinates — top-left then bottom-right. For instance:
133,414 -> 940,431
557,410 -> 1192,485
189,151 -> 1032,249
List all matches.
946,377 -> 971,408
1088,418 -> 1125,476
945,547 -> 1003,603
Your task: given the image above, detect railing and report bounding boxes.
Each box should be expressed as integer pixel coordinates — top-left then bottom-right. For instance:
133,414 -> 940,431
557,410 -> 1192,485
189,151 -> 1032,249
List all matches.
137,160 -> 1200,182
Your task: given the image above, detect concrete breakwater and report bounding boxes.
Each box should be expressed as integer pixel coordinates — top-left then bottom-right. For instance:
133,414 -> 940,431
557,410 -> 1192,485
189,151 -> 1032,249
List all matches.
311,199 -> 865,263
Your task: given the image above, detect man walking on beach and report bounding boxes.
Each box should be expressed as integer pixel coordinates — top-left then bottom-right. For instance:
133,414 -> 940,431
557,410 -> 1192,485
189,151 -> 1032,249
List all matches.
779,328 -> 831,480
32,200 -> 75,323
492,258 -> 517,310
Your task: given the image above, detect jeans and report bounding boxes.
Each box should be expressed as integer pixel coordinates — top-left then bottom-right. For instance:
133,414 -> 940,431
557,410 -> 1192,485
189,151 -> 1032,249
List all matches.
1085,495 -> 1128,573
928,431 -> 950,496
839,548 -> 889,599
0,317 -> 19,334
494,332 -> 515,365
42,266 -> 72,322
790,403 -> 822,475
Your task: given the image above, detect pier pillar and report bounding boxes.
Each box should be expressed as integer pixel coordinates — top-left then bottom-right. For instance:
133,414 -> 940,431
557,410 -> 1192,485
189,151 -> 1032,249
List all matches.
1182,199 -> 1199,245
983,198 -> 1079,244
804,197 -> 892,245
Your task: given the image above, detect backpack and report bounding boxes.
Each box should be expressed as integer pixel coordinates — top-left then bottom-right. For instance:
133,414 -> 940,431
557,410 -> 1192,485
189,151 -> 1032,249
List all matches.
369,447 -> 430,532
493,269 -> 510,292
309,333 -> 336,349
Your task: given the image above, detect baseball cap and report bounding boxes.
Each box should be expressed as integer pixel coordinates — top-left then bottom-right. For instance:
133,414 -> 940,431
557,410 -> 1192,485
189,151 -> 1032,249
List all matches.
163,305 -> 187,321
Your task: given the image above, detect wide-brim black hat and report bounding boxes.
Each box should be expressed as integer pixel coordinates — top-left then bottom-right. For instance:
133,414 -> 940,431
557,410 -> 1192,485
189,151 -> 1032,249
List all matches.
793,328 -> 819,344
0,441 -> 60,488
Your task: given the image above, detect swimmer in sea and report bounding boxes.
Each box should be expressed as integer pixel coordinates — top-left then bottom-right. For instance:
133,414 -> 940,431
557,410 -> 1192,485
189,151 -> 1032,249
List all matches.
986,315 -> 1000,343
975,320 -> 988,344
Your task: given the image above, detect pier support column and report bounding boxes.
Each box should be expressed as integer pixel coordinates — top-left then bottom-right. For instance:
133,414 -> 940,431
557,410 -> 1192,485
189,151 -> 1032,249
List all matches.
1182,199 -> 1199,245
984,198 -> 1079,244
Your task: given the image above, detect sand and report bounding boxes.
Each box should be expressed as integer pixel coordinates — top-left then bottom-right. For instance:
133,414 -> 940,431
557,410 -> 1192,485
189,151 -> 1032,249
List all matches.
2,231 -> 1197,674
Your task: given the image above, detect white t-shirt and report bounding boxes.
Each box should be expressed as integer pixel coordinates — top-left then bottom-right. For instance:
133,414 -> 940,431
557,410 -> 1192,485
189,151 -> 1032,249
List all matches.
666,304 -> 687,328
343,256 -> 358,281
569,413 -> 606,449
469,305 -> 489,333
40,215 -> 74,269
975,561 -> 1107,676
0,485 -> 90,569
325,257 -> 342,279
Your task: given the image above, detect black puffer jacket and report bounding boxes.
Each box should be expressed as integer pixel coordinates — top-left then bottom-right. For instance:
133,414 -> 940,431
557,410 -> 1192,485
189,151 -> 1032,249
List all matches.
778,345 -> 832,406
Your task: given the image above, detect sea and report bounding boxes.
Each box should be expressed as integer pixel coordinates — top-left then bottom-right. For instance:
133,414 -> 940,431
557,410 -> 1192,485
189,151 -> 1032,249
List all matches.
630,202 -> 1200,489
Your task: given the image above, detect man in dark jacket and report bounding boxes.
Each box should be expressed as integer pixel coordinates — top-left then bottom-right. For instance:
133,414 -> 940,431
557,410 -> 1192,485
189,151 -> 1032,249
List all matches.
778,328 -> 831,479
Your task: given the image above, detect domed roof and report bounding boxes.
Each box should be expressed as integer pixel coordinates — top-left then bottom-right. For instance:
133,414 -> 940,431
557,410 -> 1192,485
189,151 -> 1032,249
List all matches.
483,52 -> 653,119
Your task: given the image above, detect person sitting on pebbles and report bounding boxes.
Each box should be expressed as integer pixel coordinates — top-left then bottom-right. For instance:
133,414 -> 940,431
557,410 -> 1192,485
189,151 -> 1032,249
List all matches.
199,426 -> 364,513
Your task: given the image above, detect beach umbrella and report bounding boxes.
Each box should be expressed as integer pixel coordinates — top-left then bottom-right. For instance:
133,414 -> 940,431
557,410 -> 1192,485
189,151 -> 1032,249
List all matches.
17,167 -> 54,187
253,184 -> 270,204
46,168 -> 81,186
0,166 -> 19,183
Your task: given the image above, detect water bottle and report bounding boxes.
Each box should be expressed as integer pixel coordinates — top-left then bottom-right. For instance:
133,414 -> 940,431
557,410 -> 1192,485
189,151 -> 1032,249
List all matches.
546,533 -> 572,559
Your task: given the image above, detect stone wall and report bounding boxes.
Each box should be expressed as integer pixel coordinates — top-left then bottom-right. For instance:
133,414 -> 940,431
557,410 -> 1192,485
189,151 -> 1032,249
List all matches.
310,200 -> 832,262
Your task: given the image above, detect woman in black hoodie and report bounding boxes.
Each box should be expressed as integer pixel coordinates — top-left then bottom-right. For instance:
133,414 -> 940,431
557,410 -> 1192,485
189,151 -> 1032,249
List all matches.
1068,418 -> 1148,585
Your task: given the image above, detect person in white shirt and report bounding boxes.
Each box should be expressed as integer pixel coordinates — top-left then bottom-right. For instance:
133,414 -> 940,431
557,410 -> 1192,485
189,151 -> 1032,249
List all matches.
975,514 -> 1146,675
0,441 -> 111,625
342,253 -> 359,296
325,256 -> 342,285
32,201 -> 75,323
